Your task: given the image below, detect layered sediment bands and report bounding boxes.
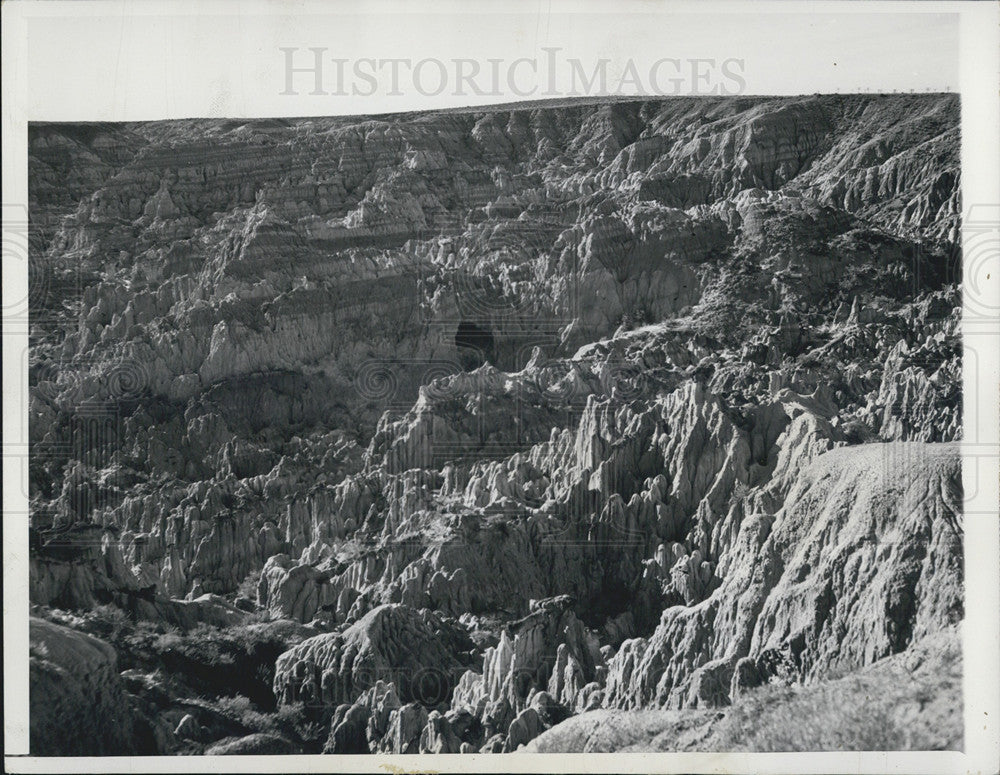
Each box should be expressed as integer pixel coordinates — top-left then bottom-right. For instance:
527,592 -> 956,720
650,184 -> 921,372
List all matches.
792,97 -> 962,241
28,124 -> 146,255
29,94 -> 961,753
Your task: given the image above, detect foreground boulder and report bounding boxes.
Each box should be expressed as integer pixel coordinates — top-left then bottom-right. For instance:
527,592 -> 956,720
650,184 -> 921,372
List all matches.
205,733 -> 295,755
29,617 -> 135,754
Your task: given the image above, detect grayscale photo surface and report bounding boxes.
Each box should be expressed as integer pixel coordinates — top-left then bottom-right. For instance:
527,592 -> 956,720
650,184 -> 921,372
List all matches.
26,95 -> 963,755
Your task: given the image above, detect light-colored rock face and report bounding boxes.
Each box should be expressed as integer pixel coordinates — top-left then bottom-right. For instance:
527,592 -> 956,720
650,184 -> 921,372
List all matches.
602,441 -> 962,711
28,94 -> 961,754
527,625 -> 963,752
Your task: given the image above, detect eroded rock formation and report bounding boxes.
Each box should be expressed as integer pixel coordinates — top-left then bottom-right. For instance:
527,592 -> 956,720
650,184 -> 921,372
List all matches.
29,617 -> 137,754
28,94 -> 961,754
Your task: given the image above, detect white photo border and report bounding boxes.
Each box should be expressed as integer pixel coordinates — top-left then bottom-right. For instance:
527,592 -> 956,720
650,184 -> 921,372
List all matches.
3,2 -> 997,773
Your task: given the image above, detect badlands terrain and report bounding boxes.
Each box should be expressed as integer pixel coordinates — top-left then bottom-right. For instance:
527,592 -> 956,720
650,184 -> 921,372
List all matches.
27,94 -> 963,755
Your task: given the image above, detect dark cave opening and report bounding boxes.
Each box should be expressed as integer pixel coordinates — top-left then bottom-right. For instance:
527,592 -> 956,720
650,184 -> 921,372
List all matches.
580,579 -> 635,630
455,320 -> 496,370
